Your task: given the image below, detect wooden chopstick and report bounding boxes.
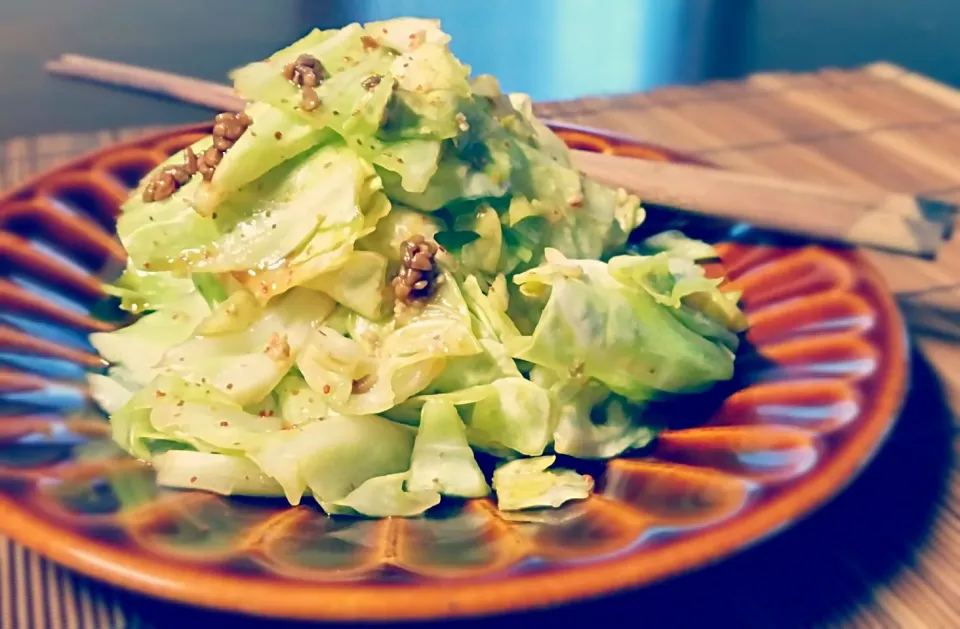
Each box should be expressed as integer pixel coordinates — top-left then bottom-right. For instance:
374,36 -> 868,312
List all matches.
45,54 -> 245,112
571,149 -> 953,259
44,54 -> 954,258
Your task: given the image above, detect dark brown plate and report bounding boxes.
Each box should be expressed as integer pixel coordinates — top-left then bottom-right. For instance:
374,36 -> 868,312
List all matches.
0,123 -> 907,621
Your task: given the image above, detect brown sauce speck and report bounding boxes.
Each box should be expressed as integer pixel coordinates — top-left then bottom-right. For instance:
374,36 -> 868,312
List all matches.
264,333 -> 291,361
351,374 -> 377,394
197,111 -> 253,182
283,54 -> 327,114
274,131 -> 283,140
282,54 -> 328,88
142,146 -> 201,202
301,86 -> 321,112
361,74 -> 383,91
361,35 -> 380,51
183,146 -> 199,173
392,235 -> 440,308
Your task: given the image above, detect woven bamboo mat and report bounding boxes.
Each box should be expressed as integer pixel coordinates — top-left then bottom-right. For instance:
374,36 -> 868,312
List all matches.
2,61 -> 960,628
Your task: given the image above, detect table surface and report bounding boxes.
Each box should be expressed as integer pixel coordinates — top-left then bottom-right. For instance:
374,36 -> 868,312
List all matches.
3,61 -> 960,629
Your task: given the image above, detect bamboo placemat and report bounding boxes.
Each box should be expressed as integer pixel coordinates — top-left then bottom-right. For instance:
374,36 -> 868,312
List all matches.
3,61 -> 960,629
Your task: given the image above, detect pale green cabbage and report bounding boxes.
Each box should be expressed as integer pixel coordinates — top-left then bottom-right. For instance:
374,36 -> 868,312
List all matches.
89,17 -> 747,518
493,456 -> 594,511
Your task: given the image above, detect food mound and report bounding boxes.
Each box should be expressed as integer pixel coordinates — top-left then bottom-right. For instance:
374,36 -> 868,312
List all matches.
87,18 -> 748,517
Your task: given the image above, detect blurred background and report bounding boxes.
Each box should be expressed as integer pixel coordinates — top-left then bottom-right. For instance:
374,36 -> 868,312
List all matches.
1,0 -> 960,139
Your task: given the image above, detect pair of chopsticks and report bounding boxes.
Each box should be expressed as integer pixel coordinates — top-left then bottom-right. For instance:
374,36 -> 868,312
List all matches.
46,53 -> 957,259
46,54 -> 245,112
572,150 -> 955,258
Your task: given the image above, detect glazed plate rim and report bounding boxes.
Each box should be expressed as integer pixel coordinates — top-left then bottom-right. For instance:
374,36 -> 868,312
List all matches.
0,122 -> 909,621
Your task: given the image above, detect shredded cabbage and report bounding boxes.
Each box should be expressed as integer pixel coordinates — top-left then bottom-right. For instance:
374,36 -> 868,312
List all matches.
154,450 -> 284,496
327,472 -> 440,518
407,400 -> 489,498
511,249 -> 737,399
89,17 -> 747,518
492,456 -> 593,511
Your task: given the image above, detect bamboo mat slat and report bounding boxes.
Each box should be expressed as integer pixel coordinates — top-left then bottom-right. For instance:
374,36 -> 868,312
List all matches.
3,61 -> 960,628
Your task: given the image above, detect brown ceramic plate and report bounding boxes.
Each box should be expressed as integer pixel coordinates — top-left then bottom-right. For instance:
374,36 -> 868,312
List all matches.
0,123 -> 906,621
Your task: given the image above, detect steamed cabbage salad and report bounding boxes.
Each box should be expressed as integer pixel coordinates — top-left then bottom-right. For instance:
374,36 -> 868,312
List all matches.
87,18 -> 748,517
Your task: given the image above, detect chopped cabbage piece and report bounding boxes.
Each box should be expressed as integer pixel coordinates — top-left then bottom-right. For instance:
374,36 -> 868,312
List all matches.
493,456 -> 593,511
407,400 -> 489,497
